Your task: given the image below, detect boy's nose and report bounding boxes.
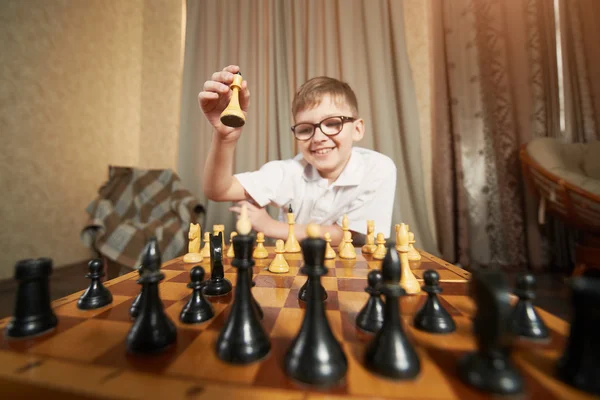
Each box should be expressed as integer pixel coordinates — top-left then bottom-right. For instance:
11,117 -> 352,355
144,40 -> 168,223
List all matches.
312,126 -> 329,142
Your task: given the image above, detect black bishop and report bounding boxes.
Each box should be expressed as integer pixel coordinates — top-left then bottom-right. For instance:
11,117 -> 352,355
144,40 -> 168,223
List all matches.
126,237 -> 177,354
457,267 -> 524,395
215,210 -> 270,363
284,224 -> 347,386
364,244 -> 420,379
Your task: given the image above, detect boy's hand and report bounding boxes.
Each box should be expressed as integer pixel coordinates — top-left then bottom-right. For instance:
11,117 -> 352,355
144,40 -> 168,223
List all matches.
198,65 -> 250,143
229,200 -> 272,233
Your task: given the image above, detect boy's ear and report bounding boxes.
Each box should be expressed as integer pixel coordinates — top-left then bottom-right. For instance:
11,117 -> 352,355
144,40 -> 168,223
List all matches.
352,118 -> 365,142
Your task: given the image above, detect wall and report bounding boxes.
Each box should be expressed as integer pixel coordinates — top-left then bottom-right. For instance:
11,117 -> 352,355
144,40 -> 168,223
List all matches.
0,0 -> 184,280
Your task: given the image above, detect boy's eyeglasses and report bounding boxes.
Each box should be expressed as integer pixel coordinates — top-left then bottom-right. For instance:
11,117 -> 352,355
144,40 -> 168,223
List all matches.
291,116 -> 355,141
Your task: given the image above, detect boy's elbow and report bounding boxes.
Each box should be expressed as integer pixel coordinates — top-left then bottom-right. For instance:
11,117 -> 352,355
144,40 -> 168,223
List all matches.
202,184 -> 221,202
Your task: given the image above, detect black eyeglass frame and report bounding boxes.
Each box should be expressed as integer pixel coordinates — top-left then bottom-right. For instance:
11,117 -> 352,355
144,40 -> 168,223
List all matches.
290,116 -> 356,141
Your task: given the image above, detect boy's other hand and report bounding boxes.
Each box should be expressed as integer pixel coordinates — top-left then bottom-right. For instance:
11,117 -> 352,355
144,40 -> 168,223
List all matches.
229,200 -> 272,233
198,65 -> 250,142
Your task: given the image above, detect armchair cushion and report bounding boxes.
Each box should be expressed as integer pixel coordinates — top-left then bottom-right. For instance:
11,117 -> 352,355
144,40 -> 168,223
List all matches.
527,138 -> 600,196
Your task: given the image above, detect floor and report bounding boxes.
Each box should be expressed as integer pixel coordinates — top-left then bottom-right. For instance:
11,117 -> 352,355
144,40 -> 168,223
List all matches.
0,261 -> 573,322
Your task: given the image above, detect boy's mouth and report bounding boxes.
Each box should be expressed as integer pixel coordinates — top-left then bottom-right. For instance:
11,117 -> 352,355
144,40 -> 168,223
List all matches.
311,147 -> 335,155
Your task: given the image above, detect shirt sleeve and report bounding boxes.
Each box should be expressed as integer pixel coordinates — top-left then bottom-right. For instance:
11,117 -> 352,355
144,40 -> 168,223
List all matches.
234,160 -> 287,208
338,158 -> 397,238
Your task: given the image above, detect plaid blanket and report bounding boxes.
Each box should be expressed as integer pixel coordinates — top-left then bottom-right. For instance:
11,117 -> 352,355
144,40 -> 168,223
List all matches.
81,166 -> 203,268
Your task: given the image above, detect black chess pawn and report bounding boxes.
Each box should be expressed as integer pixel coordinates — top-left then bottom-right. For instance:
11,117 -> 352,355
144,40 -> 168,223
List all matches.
126,238 -> 177,354
556,276 -> 600,396
458,267 -> 524,395
129,264 -> 143,319
284,227 -> 347,386
413,270 -> 456,334
511,273 -> 549,340
77,258 -> 113,310
203,232 -> 233,296
356,270 -> 385,333
180,266 -> 214,324
216,231 -> 271,363
364,245 -> 420,379
5,258 -> 58,339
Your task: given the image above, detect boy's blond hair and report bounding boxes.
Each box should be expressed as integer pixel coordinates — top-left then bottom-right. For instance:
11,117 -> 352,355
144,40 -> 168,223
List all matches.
291,76 -> 359,119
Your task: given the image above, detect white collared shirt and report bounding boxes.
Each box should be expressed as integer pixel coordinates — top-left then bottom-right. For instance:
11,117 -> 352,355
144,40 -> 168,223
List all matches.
234,147 -> 397,237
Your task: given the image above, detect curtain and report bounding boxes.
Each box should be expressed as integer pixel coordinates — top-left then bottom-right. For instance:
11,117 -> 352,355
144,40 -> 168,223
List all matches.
177,0 -> 437,253
431,0 -> 561,270
559,0 -> 600,143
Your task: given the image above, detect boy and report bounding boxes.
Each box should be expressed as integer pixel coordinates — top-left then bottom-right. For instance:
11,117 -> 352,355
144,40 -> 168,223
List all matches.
199,65 -> 396,246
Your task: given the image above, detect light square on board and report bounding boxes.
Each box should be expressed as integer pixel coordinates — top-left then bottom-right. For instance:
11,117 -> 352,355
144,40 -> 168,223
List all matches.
0,316 -> 86,353
165,330 -> 261,384
251,287 -> 291,308
53,295 -> 131,319
343,342 -> 458,399
93,328 -> 202,375
337,291 -> 369,313
335,268 -> 370,279
252,338 -> 349,395
28,319 -> 130,363
406,316 -> 476,352
254,275 -> 295,289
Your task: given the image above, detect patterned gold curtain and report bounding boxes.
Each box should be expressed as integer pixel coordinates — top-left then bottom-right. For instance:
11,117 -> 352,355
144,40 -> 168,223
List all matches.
559,0 -> 600,143
431,0 -> 561,270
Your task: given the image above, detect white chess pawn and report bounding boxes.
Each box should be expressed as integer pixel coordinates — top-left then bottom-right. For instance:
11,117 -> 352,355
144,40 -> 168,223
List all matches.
269,239 -> 290,273
324,232 -> 336,259
373,233 -> 387,260
339,230 -> 356,259
226,231 -> 237,258
253,232 -> 269,259
408,231 -> 421,261
200,231 -> 211,258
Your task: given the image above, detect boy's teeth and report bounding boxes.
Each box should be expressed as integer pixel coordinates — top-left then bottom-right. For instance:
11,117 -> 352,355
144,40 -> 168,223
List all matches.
314,148 -> 332,155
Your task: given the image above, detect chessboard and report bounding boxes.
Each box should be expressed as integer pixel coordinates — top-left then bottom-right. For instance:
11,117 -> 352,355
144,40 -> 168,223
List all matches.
0,247 -> 590,400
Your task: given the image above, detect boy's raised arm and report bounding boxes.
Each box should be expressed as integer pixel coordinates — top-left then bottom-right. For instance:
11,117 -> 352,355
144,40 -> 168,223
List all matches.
198,65 -> 250,202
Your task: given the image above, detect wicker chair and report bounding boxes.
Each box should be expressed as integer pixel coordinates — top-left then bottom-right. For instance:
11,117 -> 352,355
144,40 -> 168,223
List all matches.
520,138 -> 600,275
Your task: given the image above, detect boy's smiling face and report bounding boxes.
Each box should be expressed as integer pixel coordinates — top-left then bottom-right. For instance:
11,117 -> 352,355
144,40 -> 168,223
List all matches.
294,95 -> 364,184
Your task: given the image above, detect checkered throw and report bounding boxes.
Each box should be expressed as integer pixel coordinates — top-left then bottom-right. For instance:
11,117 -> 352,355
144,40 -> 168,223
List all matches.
81,166 -> 203,268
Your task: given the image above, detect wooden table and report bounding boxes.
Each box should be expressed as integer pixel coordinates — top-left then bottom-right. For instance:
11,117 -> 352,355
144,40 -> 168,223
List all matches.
0,247 -> 590,399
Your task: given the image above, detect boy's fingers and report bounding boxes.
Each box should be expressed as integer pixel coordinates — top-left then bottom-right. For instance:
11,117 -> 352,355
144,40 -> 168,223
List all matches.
223,65 -> 240,73
211,70 -> 234,84
203,80 -> 229,93
240,81 -> 250,110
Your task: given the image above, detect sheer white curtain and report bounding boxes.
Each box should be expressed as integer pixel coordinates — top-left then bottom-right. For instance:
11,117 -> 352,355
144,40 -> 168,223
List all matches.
177,0 -> 437,254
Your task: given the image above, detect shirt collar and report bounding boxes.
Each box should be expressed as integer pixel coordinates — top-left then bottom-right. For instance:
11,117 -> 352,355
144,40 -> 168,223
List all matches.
298,148 -> 364,187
